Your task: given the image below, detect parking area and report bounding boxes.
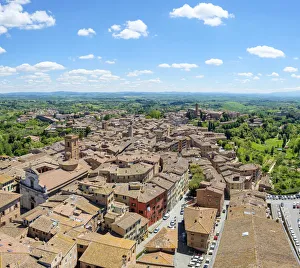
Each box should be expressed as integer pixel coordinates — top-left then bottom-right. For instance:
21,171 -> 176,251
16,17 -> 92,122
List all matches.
178,200 -> 229,268
267,193 -> 300,261
137,195 -> 229,268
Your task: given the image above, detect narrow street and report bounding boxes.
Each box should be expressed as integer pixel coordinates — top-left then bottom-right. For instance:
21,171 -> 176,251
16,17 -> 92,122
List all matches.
136,195 -> 187,254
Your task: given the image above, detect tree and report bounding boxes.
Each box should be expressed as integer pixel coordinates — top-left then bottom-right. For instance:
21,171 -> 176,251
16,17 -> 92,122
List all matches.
148,110 -> 162,119
271,146 -> 274,156
85,126 -> 91,137
282,136 -> 287,148
245,154 -> 250,162
188,164 -> 205,196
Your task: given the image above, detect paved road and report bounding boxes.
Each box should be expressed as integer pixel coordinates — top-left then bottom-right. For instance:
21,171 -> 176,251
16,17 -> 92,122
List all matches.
137,195 -> 187,254
268,196 -> 300,264
137,196 -> 229,268
176,200 -> 229,268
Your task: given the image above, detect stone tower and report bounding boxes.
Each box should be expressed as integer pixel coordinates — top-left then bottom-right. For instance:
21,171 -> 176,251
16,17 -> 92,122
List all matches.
65,134 -> 79,160
195,103 -> 199,116
128,124 -> 133,138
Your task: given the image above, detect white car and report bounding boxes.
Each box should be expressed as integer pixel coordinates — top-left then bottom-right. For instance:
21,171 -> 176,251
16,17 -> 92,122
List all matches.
163,213 -> 170,220
188,261 -> 196,267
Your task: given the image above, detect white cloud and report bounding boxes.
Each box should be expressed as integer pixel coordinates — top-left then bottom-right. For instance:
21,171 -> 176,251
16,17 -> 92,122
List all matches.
158,63 -> 198,71
258,73 -> 262,76
0,47 -> 6,54
158,63 -> 171,68
267,72 -> 279,77
16,61 -> 65,72
196,75 -> 204,78
105,60 -> 115,64
181,78 -> 186,81
171,63 -> 198,71
77,28 -> 96,37
108,24 -> 121,32
0,66 -> 16,76
238,72 -> 253,77
127,70 -> 153,77
58,69 -> 119,85
271,78 -> 285,82
246,46 -> 285,58
79,54 -> 95,60
0,26 -> 7,35
146,78 -> 161,83
291,74 -> 300,79
283,67 -> 298,73
97,56 -> 102,60
68,69 -> 111,76
34,61 -> 65,71
170,3 -> 234,27
110,20 -> 148,39
253,76 -> 260,80
241,79 -> 250,84
205,58 -> 223,66
19,72 -> 51,83
99,73 -> 120,81
238,56 -> 243,60
294,57 -> 299,60
0,1 -> 55,32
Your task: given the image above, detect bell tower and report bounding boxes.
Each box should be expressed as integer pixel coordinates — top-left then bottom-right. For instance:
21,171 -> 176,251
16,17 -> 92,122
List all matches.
65,135 -> 79,160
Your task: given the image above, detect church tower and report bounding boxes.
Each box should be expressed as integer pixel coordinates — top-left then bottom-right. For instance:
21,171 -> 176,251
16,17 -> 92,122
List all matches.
65,135 -> 79,160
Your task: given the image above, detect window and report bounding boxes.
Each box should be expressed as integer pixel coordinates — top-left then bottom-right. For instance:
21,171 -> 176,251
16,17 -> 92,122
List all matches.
79,245 -> 83,248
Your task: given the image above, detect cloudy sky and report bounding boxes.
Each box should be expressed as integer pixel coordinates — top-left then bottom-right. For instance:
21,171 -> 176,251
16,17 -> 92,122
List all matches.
0,0 -> 300,93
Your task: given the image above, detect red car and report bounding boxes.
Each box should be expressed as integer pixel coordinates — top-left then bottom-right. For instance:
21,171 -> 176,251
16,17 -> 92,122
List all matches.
214,236 -> 218,240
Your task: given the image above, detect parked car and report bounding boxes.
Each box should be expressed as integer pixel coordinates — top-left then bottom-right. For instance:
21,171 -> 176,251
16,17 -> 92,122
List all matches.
153,228 -> 159,233
208,250 -> 213,255
163,213 -> 170,220
180,210 -> 184,215
188,261 -> 196,267
170,220 -> 175,226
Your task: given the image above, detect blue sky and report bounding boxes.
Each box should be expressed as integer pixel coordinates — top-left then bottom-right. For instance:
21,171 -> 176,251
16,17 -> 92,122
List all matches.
0,0 -> 300,93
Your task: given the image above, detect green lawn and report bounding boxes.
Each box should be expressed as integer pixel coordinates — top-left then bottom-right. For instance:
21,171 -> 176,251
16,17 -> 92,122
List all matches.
265,138 -> 283,148
251,138 -> 282,152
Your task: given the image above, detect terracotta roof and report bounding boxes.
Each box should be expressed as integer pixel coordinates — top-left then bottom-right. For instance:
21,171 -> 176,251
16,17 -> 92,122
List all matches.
0,223 -> 28,239
78,233 -> 136,250
38,167 -> 87,191
0,190 -> 20,208
184,206 -> 217,234
29,215 -> 58,234
0,253 -> 43,268
214,215 -> 299,268
47,233 -> 76,256
112,212 -> 148,231
138,251 -> 174,266
0,174 -> 14,184
145,227 -> 178,250
79,241 -> 132,268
